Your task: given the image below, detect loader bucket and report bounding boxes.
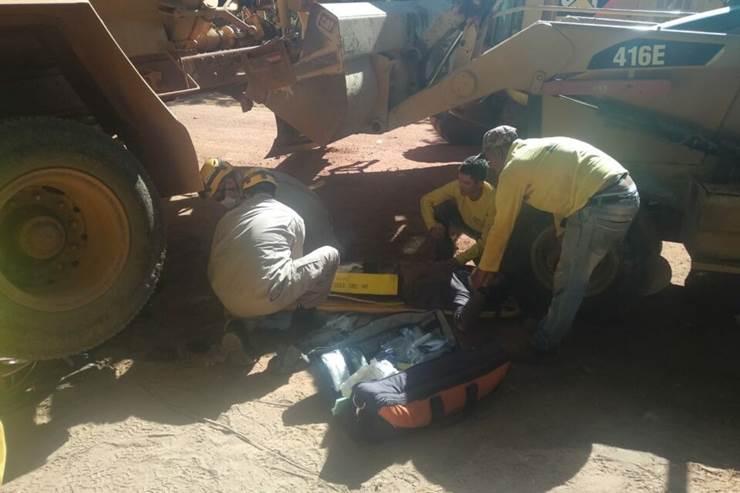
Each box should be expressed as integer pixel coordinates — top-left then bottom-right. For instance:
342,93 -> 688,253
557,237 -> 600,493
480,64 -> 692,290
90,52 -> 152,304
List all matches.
264,0 -> 456,153
266,117 -> 315,158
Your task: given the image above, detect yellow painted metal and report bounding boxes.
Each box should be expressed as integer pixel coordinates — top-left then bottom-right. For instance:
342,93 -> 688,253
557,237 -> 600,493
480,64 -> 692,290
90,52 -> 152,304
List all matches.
277,0 -> 290,31
318,297 -> 417,314
331,272 -> 399,296
504,0 -> 721,29
505,89 -> 528,106
89,0 -> 169,58
392,17 -> 740,131
0,1 -> 200,197
319,295 -> 522,318
389,23 -> 574,128
540,95 -> 708,170
0,168 -> 130,312
0,420 -> 4,486
685,180 -> 740,261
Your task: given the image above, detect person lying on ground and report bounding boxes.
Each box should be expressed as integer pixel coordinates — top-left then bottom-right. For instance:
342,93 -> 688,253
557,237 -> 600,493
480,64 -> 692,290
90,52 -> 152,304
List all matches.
448,266 -> 514,334
419,155 -> 497,265
471,126 -> 639,354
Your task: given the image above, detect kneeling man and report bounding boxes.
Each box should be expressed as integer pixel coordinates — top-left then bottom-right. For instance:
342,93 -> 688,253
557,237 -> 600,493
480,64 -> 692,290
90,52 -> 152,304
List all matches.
201,159 -> 340,319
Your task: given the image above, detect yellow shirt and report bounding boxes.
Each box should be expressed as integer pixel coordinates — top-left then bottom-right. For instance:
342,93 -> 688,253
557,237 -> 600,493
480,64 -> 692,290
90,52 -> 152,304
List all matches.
420,180 -> 497,264
479,137 -> 627,272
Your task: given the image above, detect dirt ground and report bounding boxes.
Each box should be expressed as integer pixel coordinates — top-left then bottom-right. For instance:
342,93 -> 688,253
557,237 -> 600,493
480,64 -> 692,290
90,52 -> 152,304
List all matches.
2,98 -> 740,492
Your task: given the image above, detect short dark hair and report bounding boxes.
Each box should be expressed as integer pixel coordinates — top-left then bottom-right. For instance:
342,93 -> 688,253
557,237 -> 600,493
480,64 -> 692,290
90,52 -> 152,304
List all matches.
458,155 -> 489,182
245,181 -> 277,197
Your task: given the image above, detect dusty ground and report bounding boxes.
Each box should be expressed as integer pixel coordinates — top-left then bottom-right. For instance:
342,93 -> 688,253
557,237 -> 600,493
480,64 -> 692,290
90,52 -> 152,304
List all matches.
2,98 -> 740,492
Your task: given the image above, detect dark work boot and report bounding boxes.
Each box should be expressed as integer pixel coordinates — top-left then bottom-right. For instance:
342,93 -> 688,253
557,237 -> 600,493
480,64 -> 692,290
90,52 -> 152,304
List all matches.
267,345 -> 310,375
291,306 -> 319,328
203,319 -> 258,368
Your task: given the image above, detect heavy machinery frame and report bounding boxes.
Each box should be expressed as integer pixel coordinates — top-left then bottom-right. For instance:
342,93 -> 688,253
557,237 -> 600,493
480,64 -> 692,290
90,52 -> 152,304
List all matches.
0,0 -> 299,359
0,0 -> 737,359
249,0 -> 740,311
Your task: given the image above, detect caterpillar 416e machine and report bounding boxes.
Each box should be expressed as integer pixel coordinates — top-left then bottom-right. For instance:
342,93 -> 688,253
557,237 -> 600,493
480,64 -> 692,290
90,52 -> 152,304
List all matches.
0,0 -> 737,359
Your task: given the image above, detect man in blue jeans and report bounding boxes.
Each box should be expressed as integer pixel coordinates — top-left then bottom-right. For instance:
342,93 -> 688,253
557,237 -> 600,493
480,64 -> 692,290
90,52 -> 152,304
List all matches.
471,126 -> 640,353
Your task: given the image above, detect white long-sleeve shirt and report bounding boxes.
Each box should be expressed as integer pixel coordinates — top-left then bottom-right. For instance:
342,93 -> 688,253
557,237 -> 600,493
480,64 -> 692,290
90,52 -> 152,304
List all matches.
208,194 -> 305,316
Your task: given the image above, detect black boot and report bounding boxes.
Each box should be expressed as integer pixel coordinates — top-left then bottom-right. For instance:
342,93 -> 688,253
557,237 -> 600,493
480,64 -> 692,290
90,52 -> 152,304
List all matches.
291,306 -> 319,328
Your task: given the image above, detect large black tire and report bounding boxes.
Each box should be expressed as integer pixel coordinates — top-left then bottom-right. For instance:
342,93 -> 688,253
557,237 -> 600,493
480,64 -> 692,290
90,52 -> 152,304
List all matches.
430,112 -> 487,146
502,205 -> 660,319
0,118 -> 165,360
431,92 -> 529,146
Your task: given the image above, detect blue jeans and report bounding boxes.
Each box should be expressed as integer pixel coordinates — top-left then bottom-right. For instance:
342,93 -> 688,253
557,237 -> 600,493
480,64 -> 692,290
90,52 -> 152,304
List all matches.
533,187 -> 640,351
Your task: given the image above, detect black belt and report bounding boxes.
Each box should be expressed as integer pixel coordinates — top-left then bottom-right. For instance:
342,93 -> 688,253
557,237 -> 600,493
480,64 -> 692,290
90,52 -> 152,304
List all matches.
598,173 -> 631,193
589,175 -> 637,205
590,193 -> 632,205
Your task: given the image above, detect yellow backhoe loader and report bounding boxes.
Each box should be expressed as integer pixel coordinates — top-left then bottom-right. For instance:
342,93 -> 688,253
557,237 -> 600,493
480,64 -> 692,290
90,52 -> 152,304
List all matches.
0,0 -> 737,358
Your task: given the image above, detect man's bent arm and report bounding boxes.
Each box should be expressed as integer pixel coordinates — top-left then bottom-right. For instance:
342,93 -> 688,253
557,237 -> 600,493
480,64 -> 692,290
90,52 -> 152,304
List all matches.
420,181 -> 456,229
478,173 -> 525,272
456,193 -> 497,264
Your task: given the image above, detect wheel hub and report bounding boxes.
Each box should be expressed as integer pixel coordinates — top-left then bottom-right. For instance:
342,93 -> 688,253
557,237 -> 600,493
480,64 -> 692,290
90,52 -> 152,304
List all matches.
17,216 -> 67,260
0,169 -> 129,312
0,185 -> 87,289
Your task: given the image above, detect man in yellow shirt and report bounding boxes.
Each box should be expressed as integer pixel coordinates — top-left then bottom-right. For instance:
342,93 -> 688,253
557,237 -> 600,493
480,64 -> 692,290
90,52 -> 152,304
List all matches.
471,126 -> 639,352
419,155 -> 497,331
420,155 -> 496,265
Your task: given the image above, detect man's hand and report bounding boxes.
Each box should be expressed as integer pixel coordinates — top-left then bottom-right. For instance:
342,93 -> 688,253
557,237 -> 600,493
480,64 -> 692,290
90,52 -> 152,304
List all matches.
428,223 -> 446,240
470,268 -> 495,291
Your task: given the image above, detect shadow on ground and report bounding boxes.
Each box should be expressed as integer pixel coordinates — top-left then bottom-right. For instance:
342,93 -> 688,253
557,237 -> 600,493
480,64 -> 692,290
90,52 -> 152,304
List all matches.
2,159 -> 739,491
3,282 -> 739,492
274,149 -> 331,184
402,141 -> 478,164
1,162 -> 460,484
313,164 -> 457,261
170,93 -> 242,107
1,356 -> 293,482
288,285 -> 740,491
